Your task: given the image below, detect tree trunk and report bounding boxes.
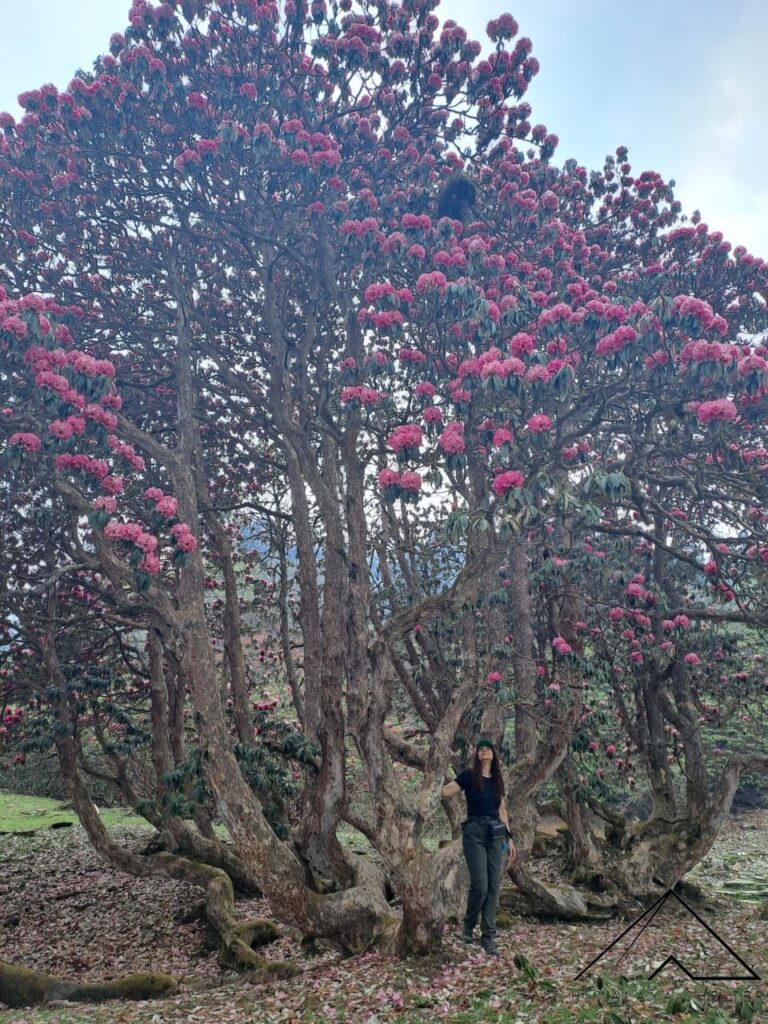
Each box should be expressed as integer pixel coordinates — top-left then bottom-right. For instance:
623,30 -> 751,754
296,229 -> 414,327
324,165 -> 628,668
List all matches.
608,752 -> 768,896
205,512 -> 253,745
558,753 -> 604,886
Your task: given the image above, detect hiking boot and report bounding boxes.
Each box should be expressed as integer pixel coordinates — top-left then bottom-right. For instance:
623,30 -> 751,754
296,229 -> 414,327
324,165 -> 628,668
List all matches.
461,926 -> 475,943
481,935 -> 500,956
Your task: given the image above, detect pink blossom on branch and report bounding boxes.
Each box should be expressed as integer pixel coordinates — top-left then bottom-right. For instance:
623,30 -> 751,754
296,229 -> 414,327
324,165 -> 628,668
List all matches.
387,423 -> 423,453
399,471 -> 422,492
377,468 -> 400,488
171,523 -> 198,553
526,413 -> 552,434
8,432 -> 41,452
696,398 -> 738,424
438,422 -> 465,454
492,470 -> 524,495
155,496 -> 178,518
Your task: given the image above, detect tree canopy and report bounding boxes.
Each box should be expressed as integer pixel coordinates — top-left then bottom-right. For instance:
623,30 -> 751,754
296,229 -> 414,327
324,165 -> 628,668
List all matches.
1,0 -> 768,957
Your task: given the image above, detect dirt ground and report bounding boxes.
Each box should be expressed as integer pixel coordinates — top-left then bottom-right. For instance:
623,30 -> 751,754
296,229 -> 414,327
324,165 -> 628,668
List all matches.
1,812 -> 766,1023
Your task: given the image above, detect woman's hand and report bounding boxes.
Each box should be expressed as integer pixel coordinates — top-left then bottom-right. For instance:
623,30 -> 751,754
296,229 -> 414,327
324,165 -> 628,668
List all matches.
506,841 -> 517,866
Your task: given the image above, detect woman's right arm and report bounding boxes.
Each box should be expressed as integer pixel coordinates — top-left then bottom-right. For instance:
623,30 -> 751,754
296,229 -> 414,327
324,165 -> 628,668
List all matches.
441,780 -> 461,797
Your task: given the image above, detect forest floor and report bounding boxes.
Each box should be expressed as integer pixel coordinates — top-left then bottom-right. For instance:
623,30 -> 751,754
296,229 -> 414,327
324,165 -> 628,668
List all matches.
0,802 -> 766,1024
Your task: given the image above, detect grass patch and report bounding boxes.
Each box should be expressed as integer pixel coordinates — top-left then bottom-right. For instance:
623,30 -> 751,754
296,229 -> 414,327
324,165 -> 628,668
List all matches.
0,790 -> 145,833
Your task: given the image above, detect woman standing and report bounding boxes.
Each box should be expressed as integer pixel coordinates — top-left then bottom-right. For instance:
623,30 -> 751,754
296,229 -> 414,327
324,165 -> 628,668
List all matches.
442,737 -> 516,956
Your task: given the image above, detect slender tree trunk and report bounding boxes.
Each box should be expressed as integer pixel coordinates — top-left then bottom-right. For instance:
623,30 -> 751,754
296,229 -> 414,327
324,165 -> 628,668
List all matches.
206,514 -> 253,745
558,753 -> 602,884
286,443 -> 352,890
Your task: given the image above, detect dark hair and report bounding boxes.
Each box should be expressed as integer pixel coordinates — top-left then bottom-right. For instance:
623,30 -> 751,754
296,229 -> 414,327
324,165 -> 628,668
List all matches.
471,739 -> 505,803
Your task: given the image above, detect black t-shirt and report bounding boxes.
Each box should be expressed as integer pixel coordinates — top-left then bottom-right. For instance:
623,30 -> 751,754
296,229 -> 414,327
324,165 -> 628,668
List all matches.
456,769 -> 501,819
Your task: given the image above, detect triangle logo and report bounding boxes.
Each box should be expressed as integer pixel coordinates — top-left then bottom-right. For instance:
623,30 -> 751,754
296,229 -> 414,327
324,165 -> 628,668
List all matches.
574,888 -> 761,981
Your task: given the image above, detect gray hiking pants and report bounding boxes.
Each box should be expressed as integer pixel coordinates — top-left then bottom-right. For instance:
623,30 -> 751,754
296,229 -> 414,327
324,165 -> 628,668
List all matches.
462,819 -> 505,939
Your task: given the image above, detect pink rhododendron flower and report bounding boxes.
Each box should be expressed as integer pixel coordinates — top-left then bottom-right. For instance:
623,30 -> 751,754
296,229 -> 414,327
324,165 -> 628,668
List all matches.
696,398 -> 737,424
92,496 -> 117,514
399,347 -> 426,364
595,325 -> 637,356
526,413 -> 552,433
155,496 -> 178,518
135,532 -> 158,553
171,523 -> 198,552
399,471 -> 422,491
387,423 -> 422,453
377,468 -> 400,488
684,653 -> 701,666
140,553 -> 161,574
9,431 -> 41,452
552,636 -> 572,656
509,332 -> 535,357
2,316 -> 28,339
415,271 -> 447,294
438,423 -> 465,454
492,428 -> 514,447
100,475 -> 124,495
492,470 -> 524,495
341,385 -> 387,405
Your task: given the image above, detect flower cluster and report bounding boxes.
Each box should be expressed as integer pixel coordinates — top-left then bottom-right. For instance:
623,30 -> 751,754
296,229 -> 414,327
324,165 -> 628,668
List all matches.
492,470 -> 524,495
341,385 -> 388,406
695,398 -> 738,424
526,413 -> 552,434
595,325 -> 638,356
145,487 -> 178,518
387,423 -> 422,454
438,421 -> 465,454
9,432 -> 41,452
377,467 -> 421,501
171,523 -> 198,553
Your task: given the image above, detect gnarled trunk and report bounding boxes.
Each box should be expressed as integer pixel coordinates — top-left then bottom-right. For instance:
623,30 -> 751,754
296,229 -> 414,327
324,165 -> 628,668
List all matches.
608,751 -> 768,896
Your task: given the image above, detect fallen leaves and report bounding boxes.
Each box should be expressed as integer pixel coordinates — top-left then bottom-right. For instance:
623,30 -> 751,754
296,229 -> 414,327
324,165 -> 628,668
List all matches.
0,813 -> 766,1023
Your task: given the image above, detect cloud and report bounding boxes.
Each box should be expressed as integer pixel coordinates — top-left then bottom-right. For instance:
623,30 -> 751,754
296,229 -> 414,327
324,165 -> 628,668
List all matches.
672,0 -> 768,254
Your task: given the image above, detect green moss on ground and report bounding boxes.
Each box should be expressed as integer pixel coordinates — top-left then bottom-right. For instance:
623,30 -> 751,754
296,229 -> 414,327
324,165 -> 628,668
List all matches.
0,791 -> 144,833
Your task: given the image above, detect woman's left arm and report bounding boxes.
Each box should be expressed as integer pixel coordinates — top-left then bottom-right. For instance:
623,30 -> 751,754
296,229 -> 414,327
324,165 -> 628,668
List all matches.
499,797 -> 510,829
499,798 -> 517,862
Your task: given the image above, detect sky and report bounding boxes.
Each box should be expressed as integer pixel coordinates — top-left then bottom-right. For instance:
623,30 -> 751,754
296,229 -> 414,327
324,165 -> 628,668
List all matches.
0,0 -> 766,256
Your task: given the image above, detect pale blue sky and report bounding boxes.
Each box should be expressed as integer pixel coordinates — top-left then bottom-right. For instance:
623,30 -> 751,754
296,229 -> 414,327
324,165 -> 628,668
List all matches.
1,0 -> 766,255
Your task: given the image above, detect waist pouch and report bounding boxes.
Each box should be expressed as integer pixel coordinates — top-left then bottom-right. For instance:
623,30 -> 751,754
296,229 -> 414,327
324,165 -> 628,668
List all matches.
486,820 -> 509,842
465,817 -> 509,843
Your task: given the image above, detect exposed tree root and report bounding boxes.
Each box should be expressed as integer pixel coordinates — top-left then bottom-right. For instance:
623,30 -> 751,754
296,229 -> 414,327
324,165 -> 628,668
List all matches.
0,960 -> 177,1008
55,735 -> 300,977
507,862 -> 617,919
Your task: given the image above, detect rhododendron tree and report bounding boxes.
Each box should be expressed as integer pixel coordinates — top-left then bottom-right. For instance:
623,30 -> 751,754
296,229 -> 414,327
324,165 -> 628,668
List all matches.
1,0 -> 768,957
